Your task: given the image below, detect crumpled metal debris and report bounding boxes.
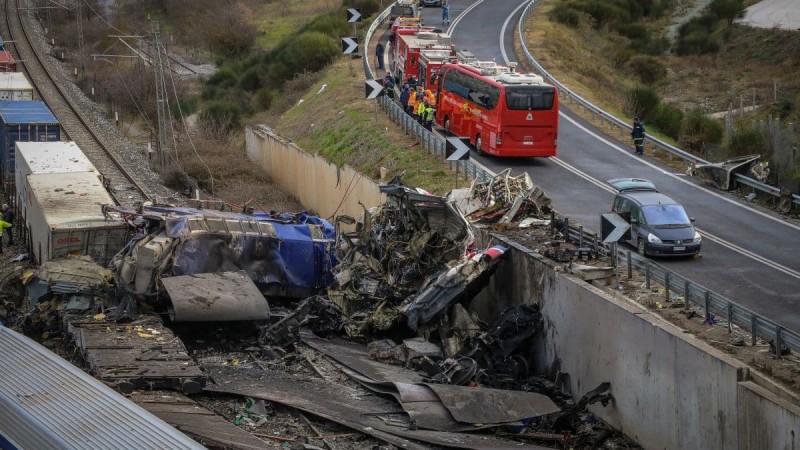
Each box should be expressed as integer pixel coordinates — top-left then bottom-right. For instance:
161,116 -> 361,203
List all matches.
694,154 -> 760,190
330,181 -> 478,335
259,296 -> 343,347
464,169 -> 551,224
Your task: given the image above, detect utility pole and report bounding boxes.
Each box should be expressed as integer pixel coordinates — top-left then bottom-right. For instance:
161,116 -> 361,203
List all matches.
75,0 -> 86,72
150,21 -> 169,169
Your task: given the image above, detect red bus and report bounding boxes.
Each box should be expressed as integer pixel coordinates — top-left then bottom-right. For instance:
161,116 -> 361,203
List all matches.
435,61 -> 559,157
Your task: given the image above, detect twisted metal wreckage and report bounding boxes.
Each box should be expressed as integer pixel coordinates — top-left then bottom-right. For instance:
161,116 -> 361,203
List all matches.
16,175 -> 627,447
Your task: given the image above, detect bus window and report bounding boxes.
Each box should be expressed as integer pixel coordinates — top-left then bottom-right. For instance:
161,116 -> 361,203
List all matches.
505,86 -> 555,110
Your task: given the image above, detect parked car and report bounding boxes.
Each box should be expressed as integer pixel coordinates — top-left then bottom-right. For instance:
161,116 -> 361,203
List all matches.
608,178 -> 701,257
419,0 -> 442,6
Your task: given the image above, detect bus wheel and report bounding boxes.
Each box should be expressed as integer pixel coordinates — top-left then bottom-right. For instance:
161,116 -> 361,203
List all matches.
475,134 -> 486,156
443,117 -> 450,136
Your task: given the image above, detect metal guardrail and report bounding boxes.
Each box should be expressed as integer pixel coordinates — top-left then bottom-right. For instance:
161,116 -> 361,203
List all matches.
519,1 -> 800,209
560,222 -> 800,355
365,4 -> 491,184
364,2 -> 800,354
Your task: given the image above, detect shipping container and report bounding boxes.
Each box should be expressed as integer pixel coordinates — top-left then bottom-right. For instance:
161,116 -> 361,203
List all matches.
15,141 -> 102,221
0,101 -> 60,180
0,50 -> 16,72
0,72 -> 34,101
25,171 -> 127,265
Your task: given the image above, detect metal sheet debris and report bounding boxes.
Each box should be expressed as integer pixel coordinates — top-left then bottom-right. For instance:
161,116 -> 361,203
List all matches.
693,154 -> 760,190
462,169 -> 551,223
161,271 -> 270,322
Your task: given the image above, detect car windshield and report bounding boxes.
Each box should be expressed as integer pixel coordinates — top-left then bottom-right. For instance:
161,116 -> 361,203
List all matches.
642,204 -> 690,226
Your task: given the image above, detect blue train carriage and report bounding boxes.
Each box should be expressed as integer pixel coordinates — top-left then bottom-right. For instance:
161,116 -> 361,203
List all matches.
0,101 -> 60,180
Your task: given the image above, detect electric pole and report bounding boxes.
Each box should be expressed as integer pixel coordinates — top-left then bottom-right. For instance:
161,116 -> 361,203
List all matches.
75,0 -> 86,71
150,21 -> 169,169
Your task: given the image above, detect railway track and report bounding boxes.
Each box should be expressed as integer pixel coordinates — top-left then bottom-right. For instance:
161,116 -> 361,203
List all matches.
4,0 -> 150,206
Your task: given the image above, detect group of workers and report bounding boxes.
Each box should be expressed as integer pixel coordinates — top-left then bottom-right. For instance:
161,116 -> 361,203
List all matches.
399,81 -> 436,131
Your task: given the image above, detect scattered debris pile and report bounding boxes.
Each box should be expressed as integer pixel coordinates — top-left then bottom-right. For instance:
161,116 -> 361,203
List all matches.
330,182 -> 485,335
463,168 -> 551,224
693,154 -> 760,190
107,205 -> 336,319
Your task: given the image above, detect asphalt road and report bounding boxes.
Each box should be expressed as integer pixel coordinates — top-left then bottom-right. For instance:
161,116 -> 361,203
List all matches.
415,0 -> 800,331
741,0 -> 800,30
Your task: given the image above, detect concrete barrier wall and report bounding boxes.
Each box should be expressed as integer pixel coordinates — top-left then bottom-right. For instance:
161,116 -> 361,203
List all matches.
472,230 -> 799,450
246,126 -> 385,221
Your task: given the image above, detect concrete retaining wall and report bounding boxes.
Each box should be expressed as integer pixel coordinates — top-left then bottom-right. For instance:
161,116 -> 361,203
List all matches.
246,126 -> 385,221
472,230 -> 799,450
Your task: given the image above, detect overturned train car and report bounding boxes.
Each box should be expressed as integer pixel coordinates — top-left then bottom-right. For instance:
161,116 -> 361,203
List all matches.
111,206 -> 337,302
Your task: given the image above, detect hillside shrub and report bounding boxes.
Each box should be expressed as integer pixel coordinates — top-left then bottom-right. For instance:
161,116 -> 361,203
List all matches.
627,55 -> 666,84
199,100 -> 242,132
680,110 -> 723,152
709,0 -> 745,25
549,2 -> 581,27
627,86 -> 660,119
728,127 -> 764,156
651,103 -> 683,139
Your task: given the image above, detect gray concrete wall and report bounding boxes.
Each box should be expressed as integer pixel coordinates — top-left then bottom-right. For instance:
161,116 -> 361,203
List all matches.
471,230 -> 800,450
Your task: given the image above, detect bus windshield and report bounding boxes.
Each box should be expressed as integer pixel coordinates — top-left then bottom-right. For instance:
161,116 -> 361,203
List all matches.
505,86 -> 556,110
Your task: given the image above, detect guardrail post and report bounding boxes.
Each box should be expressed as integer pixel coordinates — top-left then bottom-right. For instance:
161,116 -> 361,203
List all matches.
751,315 -> 758,346
578,226 -> 584,248
627,251 -> 632,279
664,272 -> 670,301
775,327 -> 784,357
727,302 -> 733,332
704,290 -> 711,324
684,280 -> 690,306
645,261 -> 651,290
563,218 -> 569,242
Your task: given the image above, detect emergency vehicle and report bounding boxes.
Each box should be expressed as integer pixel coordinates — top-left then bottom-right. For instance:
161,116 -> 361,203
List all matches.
393,31 -> 455,87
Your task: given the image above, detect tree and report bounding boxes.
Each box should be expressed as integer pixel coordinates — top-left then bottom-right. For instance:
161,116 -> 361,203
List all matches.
709,0 -> 746,26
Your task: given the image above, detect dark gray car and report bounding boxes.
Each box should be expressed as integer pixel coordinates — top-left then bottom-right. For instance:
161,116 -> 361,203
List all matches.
609,178 -> 701,257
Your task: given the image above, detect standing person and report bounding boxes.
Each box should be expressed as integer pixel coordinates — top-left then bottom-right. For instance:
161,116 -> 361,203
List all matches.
423,100 -> 435,131
407,88 -> 418,115
417,98 -> 428,124
631,116 -> 645,155
1,204 -> 12,246
376,41 -> 385,70
0,215 -> 10,254
407,74 -> 418,89
400,84 -> 411,112
442,0 -> 450,25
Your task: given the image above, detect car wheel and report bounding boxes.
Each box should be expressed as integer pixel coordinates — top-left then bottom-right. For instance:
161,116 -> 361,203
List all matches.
475,134 -> 486,156
443,117 -> 450,136
637,238 -> 646,256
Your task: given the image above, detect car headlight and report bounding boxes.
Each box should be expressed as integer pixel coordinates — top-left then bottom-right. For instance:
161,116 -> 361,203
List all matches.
647,233 -> 662,244
692,231 -> 702,243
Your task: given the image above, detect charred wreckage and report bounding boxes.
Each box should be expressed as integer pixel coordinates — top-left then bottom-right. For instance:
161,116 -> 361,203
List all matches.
6,175 -> 635,449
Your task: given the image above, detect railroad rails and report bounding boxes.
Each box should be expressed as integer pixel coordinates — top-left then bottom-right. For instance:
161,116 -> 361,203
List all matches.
4,0 -> 149,206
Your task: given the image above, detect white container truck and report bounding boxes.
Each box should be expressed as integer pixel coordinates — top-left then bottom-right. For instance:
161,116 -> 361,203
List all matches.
15,141 -> 102,220
0,73 -> 34,101
25,171 -> 127,265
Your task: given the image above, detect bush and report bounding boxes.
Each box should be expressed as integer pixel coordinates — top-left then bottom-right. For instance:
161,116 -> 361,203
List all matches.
674,29 -> 719,55
206,68 -> 238,89
199,100 -> 242,132
549,3 -> 581,27
709,0 -> 745,25
577,0 -> 625,29
651,103 -> 683,139
627,55 -> 666,84
614,22 -> 648,40
206,11 -> 258,59
728,127 -> 764,157
342,0 -> 381,17
680,110 -> 723,152
279,31 -> 339,76
255,88 -> 276,109
631,35 -> 670,55
239,66 -> 264,91
627,86 -> 660,119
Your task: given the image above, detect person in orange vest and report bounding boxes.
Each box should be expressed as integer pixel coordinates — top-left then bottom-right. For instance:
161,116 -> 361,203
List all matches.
407,88 -> 418,115
424,89 -> 436,106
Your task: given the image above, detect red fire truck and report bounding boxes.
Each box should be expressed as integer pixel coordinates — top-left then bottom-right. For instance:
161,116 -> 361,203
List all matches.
392,31 -> 455,86
435,61 -> 559,157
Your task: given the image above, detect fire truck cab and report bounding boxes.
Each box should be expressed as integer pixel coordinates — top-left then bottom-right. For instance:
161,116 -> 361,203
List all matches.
393,32 -> 454,86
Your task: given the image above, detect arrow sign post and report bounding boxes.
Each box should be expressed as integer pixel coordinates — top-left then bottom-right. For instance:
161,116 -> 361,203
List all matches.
365,79 -> 385,99
601,212 -> 632,288
346,8 -> 362,23
446,137 -> 471,189
341,37 -> 358,55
